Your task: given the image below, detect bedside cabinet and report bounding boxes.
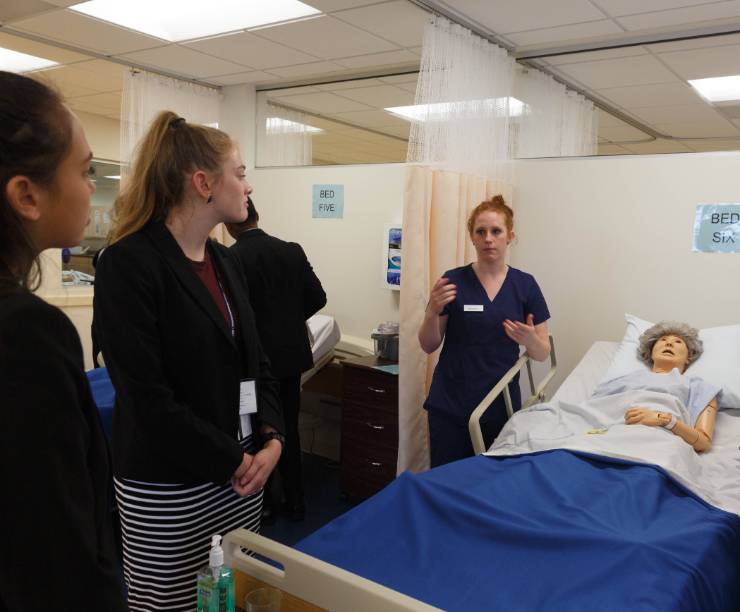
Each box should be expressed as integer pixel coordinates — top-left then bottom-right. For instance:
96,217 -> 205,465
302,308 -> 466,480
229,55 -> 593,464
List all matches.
340,356 -> 399,501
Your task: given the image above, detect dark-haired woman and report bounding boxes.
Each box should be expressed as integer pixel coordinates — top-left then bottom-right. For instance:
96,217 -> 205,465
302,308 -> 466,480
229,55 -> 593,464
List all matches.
93,112 -> 284,611
418,196 -> 551,467
0,72 -> 126,611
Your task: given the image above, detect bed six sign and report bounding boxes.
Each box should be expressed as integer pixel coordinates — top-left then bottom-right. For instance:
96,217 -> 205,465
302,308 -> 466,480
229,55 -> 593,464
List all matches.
693,204 -> 740,253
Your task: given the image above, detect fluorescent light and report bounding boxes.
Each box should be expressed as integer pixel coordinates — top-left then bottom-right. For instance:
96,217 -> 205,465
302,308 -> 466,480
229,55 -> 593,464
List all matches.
385,97 -> 526,122
0,47 -> 58,73
266,117 -> 322,134
689,75 -> 740,102
104,175 -> 121,180
70,0 -> 321,42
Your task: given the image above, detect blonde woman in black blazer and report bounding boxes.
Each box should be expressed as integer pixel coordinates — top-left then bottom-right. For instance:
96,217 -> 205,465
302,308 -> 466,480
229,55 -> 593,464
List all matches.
93,112 -> 283,611
0,72 -> 125,611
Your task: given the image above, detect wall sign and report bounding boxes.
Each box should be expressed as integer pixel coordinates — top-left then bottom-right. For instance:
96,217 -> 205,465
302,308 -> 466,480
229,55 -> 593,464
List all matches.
312,184 -> 344,218
382,225 -> 402,290
693,204 -> 740,253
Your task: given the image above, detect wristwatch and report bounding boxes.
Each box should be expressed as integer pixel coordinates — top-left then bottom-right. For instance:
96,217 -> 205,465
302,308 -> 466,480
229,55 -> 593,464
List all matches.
263,431 -> 286,447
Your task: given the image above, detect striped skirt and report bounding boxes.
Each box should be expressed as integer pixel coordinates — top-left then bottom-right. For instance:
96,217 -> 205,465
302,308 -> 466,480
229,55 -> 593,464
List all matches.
115,436 -> 262,611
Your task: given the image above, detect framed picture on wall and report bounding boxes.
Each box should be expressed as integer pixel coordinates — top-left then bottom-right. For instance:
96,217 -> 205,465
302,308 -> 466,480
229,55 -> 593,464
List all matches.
383,224 -> 401,290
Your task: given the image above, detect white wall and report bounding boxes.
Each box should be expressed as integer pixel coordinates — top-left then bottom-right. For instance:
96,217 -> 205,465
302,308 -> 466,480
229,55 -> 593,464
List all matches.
76,110 -> 120,162
510,151 -> 740,393
249,163 -> 406,344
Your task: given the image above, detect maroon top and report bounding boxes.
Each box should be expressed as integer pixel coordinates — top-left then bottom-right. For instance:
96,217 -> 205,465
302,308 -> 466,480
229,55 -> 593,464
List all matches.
189,248 -> 236,335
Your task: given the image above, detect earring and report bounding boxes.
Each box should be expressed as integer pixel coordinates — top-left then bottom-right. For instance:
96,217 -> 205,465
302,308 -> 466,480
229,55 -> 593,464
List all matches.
206,194 -> 213,204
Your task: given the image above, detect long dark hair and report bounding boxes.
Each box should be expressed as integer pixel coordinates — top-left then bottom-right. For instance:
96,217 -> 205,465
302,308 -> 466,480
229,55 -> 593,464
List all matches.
0,71 -> 72,293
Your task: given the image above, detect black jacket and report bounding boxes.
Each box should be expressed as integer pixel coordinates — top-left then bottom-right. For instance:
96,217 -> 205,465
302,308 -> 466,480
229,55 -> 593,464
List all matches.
0,289 -> 125,612
230,229 -> 327,377
93,222 -> 283,485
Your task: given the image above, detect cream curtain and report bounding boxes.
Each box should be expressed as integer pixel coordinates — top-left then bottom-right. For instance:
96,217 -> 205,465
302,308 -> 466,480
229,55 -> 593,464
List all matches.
256,98 -> 314,167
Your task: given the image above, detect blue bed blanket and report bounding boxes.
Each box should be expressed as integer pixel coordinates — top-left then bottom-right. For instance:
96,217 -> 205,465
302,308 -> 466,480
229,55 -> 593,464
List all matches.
297,450 -> 740,612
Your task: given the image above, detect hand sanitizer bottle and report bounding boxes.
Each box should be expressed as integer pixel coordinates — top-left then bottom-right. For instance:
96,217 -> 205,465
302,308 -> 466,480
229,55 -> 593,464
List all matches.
197,534 -> 235,611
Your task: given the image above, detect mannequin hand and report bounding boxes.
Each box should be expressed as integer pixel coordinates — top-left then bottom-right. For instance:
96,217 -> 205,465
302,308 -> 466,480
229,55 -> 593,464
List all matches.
231,441 -> 281,497
624,407 -> 664,427
427,277 -> 456,316
503,314 -> 537,346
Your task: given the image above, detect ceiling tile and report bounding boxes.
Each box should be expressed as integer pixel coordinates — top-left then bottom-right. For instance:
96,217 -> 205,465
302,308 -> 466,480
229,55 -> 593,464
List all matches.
186,31 -> 318,70
332,84 -> 414,107
256,15 -> 398,59
305,0 -> 381,11
442,0 -> 607,33
616,0 -> 740,30
12,10 -> 164,55
277,91 -> 373,113
596,108 -> 632,127
646,31 -> 740,53
596,82 -> 703,107
547,46 -> 647,66
333,0 -> 428,47
39,0 -> 81,5
334,49 -> 419,69
591,0 -> 721,17
557,55 -> 678,89
0,31 -> 90,64
71,91 -> 121,112
654,120 -> 740,137
629,103 -> 725,124
597,143 -> 631,154
208,70 -> 280,86
265,85 -> 323,97
267,61 -> 346,78
598,124 -> 654,140
619,138 -> 693,153
378,73 -> 418,84
37,60 -> 124,93
120,45 -> 247,78
683,137 -> 740,151
0,0 -> 59,23
657,44 -> 740,79
331,108 -> 409,128
506,20 -> 622,47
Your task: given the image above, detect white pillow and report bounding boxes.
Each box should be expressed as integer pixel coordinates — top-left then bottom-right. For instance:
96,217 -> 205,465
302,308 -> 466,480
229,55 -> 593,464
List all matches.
598,313 -> 740,409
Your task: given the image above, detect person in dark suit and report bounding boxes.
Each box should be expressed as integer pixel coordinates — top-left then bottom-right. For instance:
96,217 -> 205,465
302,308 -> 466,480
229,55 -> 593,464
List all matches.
227,198 -> 326,521
93,111 -> 284,611
0,71 -> 125,611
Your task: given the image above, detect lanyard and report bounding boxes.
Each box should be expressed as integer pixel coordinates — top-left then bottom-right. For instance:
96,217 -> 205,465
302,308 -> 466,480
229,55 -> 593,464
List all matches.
213,263 -> 236,339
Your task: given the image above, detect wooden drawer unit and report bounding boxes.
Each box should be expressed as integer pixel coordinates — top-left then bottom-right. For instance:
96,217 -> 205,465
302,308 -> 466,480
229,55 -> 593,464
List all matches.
340,356 -> 399,501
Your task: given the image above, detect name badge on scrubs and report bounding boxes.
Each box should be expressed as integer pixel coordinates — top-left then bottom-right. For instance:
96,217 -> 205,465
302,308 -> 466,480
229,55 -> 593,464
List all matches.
464,304 -> 484,312
239,380 -> 257,437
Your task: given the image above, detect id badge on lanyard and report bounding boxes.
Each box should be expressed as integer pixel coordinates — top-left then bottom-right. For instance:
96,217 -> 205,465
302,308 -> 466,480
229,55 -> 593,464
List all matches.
239,379 -> 257,438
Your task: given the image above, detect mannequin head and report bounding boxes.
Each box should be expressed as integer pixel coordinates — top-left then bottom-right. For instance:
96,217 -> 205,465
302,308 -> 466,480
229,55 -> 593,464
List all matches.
638,321 -> 703,373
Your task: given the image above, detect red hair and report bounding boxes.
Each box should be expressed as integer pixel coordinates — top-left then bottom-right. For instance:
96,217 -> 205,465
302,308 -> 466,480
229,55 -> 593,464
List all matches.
467,195 -> 513,236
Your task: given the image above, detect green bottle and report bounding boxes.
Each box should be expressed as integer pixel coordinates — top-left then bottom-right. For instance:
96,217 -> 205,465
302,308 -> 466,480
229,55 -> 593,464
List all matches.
197,534 -> 235,612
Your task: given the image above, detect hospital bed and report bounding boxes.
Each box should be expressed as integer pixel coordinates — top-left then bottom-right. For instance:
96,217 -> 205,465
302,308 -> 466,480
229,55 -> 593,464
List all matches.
224,340 -> 740,611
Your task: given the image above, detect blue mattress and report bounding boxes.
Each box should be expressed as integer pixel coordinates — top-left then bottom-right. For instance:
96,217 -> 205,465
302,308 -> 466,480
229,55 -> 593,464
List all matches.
297,450 -> 740,612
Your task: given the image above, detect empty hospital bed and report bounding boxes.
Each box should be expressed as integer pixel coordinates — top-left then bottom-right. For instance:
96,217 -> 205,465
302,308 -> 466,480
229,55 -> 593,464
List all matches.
225,340 -> 740,611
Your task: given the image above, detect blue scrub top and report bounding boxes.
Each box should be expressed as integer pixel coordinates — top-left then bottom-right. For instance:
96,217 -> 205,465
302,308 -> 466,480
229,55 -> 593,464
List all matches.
424,265 -> 550,422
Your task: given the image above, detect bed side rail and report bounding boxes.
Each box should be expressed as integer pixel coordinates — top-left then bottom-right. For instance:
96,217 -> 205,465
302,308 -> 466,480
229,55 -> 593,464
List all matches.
468,335 -> 557,455
223,529 -> 441,612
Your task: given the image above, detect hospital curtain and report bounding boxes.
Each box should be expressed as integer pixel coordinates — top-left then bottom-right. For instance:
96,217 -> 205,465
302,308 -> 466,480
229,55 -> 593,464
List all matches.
119,70 -> 228,242
256,98 -> 314,167
398,16 -> 516,473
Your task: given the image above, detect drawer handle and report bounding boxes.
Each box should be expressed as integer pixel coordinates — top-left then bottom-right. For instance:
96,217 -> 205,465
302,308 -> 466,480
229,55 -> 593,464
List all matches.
366,422 -> 385,431
368,461 -> 383,468
367,385 -> 386,394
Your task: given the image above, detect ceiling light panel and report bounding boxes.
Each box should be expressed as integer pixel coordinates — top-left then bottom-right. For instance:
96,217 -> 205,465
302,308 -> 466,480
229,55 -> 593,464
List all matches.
70,0 -> 321,42
0,46 -> 57,72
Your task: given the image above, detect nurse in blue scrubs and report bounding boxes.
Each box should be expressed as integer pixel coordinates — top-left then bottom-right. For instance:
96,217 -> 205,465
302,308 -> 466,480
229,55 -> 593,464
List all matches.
418,195 -> 551,467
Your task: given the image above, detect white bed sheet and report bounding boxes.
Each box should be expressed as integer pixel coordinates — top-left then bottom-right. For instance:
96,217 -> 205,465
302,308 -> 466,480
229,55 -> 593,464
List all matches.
491,341 -> 740,516
308,314 -> 340,365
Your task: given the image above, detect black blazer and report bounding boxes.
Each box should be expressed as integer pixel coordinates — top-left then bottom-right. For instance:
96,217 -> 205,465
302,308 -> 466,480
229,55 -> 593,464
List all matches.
0,289 -> 125,612
230,229 -> 327,378
93,222 -> 283,485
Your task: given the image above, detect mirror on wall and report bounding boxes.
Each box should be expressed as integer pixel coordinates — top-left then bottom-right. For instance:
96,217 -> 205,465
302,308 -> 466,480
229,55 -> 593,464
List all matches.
61,159 -> 119,286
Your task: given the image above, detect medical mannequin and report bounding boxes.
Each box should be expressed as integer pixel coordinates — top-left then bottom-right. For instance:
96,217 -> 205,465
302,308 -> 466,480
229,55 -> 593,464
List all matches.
624,324 -> 717,453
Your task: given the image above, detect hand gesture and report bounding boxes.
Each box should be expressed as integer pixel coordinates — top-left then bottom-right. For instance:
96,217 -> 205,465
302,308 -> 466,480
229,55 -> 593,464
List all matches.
624,407 -> 664,427
231,442 -> 281,497
427,277 -> 456,315
503,314 -> 537,346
